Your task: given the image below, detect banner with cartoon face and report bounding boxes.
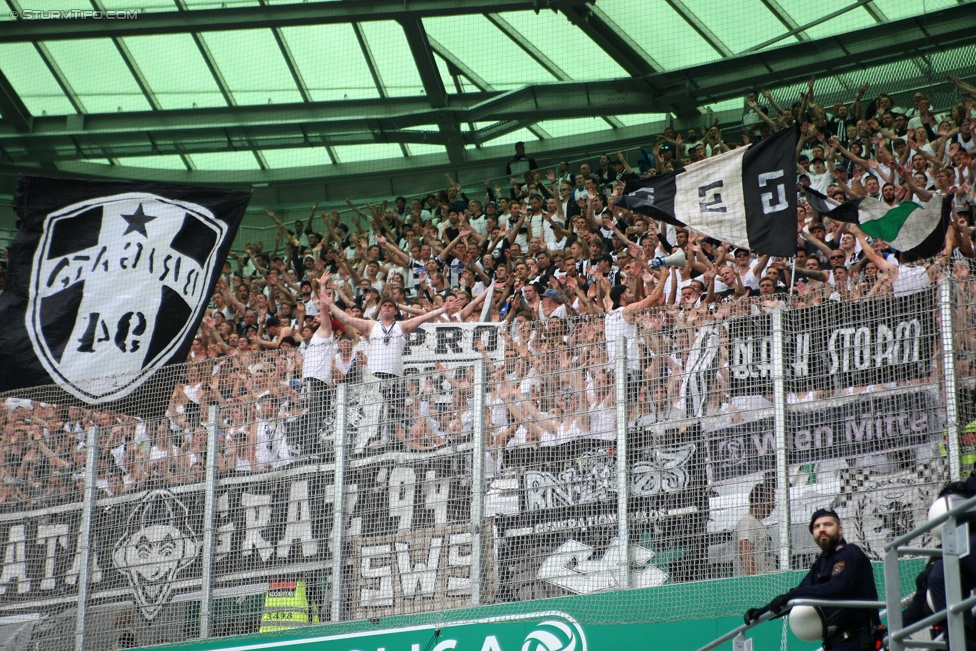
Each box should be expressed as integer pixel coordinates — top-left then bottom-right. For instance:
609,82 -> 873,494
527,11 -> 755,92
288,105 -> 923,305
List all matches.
0,176 -> 249,412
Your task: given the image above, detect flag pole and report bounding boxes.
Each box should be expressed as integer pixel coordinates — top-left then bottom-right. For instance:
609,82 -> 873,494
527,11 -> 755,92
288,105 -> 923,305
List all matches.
789,255 -> 797,306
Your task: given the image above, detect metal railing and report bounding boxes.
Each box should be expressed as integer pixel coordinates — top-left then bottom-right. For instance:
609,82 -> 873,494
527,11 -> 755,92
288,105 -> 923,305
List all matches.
696,494 -> 976,651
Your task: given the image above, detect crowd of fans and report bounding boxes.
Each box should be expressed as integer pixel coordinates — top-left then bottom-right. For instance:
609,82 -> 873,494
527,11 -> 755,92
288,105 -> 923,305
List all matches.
1,76 -> 976,509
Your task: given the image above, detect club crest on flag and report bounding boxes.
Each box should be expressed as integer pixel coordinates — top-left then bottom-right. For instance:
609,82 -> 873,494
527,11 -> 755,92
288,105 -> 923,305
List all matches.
26,192 -> 229,402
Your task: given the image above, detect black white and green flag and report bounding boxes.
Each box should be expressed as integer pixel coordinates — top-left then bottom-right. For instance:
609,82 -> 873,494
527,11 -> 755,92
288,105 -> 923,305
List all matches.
803,187 -> 949,258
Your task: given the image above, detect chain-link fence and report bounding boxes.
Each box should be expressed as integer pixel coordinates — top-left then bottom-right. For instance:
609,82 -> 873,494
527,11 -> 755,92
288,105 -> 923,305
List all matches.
0,275 -> 966,649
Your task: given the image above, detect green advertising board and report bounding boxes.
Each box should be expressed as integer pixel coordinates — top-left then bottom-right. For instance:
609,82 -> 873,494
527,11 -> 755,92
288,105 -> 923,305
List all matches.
132,609 -> 812,651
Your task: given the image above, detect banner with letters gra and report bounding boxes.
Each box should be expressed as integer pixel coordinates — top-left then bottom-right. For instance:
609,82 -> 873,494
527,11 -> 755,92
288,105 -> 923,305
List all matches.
727,287 -> 937,396
0,445 -> 474,624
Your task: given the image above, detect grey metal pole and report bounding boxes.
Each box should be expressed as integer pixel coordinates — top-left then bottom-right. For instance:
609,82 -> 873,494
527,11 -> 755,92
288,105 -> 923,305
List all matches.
941,515 -> 969,651
615,336 -> 630,589
330,383 -> 349,623
771,309 -> 791,570
939,280 -> 962,481
74,426 -> 98,651
200,405 -> 220,639
884,548 -> 905,651
470,359 -> 486,605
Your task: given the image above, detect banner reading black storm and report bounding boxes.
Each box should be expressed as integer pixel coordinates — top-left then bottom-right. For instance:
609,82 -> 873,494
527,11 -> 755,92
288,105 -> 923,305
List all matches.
0,176 -> 250,413
727,287 -> 937,396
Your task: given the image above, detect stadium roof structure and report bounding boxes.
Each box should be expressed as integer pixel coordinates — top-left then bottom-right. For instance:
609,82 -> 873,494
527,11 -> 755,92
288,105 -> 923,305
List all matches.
0,0 -> 975,203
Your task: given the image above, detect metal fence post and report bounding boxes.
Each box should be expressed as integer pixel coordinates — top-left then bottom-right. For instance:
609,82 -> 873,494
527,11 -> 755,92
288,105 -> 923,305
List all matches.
771,309 -> 791,570
884,548 -> 904,651
74,426 -> 98,651
330,383 -> 349,623
940,280 -> 962,481
470,359 -> 486,605
615,335 -> 630,589
200,405 -> 220,639
942,515 -> 969,651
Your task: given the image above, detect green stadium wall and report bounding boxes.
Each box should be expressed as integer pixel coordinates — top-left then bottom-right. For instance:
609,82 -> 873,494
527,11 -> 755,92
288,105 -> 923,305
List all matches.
134,559 -> 926,651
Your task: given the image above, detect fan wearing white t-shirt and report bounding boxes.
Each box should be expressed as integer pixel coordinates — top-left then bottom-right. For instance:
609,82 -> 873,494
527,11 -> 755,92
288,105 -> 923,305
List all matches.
327,292 -> 460,448
300,272 -> 336,455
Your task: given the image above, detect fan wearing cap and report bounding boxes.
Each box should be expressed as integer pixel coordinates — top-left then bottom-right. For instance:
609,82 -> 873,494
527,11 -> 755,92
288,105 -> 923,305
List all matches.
325,292 -> 460,443
538,288 -> 568,324
743,509 -> 880,650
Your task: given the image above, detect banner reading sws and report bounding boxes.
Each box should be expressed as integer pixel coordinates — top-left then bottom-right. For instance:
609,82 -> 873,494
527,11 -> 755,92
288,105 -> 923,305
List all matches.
0,176 -> 250,411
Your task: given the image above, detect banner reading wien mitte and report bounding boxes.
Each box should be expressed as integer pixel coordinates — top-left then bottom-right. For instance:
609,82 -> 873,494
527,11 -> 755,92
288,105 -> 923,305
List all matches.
0,176 -> 250,414
617,125 -> 798,257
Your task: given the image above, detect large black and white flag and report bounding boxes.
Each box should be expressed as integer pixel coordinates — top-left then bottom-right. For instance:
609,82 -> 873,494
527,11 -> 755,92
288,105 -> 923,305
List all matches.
616,125 -> 798,257
0,176 -> 250,405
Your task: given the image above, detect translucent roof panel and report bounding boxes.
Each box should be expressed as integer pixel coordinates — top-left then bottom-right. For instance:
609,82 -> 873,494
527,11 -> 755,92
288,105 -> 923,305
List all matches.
182,0 -> 260,9
597,0 -> 721,70
405,144 -> 447,157
614,114 -> 671,127
777,0 -> 879,41
280,24 -> 380,102
481,127 -> 540,148
872,0 -> 959,20
0,43 -> 77,115
0,0 -> 960,179
494,11 -> 628,80
98,0 -> 178,11
197,30 -> 304,105
535,118 -> 614,139
188,151 -> 264,171
117,155 -> 190,170
680,0 -> 790,54
121,34 -> 226,110
261,148 -> 334,169
333,144 -> 405,164
42,39 -> 153,113
358,22 -> 426,97
423,15 -> 553,90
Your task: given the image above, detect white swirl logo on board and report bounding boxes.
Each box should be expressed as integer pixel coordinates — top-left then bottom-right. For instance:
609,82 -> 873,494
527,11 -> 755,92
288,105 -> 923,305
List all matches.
523,619 -> 587,651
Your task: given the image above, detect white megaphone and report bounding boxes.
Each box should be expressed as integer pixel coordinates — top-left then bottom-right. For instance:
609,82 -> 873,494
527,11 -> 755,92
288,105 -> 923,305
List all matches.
649,248 -> 686,269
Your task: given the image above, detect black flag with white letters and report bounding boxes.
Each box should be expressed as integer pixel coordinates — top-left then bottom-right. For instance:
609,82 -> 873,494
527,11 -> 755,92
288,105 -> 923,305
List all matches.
0,176 -> 250,412
616,125 -> 798,257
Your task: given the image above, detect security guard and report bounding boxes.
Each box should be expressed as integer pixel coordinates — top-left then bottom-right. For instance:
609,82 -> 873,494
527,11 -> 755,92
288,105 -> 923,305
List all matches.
744,509 -> 881,651
259,578 -> 313,633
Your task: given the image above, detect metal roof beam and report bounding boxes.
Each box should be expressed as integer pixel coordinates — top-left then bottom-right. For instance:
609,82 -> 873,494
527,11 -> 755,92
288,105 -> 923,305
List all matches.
399,17 -> 465,164
0,0 -> 590,42
4,5 -> 975,164
0,68 -> 32,133
0,80 -> 652,133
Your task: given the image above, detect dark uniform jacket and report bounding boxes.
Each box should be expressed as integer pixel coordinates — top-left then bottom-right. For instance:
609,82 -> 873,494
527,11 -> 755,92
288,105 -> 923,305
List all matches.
784,539 -> 881,635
